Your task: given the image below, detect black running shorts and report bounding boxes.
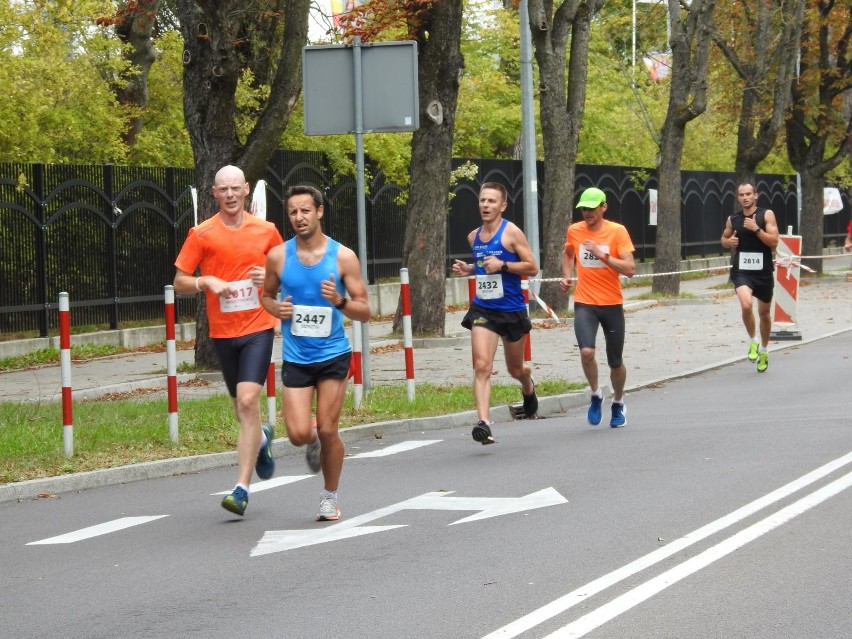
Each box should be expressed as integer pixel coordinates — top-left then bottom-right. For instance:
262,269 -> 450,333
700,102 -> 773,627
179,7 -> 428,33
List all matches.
212,328 -> 275,397
281,351 -> 351,388
730,271 -> 774,304
461,301 -> 532,343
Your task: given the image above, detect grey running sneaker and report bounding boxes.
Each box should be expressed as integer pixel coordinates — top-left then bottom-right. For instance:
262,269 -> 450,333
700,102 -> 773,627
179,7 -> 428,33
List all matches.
255,423 -> 275,480
471,420 -> 496,445
305,436 -> 321,473
317,496 -> 340,521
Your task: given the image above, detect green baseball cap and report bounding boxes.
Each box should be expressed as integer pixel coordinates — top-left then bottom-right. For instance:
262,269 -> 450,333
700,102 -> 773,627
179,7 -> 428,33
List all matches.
576,187 -> 607,209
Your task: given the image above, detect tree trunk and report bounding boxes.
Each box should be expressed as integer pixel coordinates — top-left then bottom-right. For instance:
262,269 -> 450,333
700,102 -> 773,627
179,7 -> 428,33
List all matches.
784,0 -> 852,275
176,0 -> 309,368
799,170 -> 825,274
530,0 -> 602,311
654,118 -> 686,295
651,0 -> 715,296
394,0 -> 464,336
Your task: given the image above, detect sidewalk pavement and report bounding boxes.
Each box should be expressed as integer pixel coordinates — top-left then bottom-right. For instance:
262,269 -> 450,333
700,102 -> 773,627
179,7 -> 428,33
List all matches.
2,270 -> 850,502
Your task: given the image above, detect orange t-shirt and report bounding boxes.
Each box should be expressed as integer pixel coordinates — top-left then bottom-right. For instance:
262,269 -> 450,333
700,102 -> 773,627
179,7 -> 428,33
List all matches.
564,219 -> 634,306
175,213 -> 283,338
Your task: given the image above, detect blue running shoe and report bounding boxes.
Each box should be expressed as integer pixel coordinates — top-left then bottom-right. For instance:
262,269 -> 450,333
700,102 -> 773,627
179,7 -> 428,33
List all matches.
221,486 -> 248,516
610,402 -> 626,428
588,394 -> 603,425
255,423 -> 275,480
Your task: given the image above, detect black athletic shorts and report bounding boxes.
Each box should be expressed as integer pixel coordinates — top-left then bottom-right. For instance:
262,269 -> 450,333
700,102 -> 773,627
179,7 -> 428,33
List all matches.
281,351 -> 351,388
730,271 -> 774,304
461,301 -> 532,343
212,328 -> 274,397
573,302 -> 626,369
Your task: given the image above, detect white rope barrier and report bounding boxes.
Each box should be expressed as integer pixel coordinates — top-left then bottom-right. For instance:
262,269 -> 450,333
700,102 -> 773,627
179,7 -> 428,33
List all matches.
523,253 -> 845,285
518,252 -> 846,320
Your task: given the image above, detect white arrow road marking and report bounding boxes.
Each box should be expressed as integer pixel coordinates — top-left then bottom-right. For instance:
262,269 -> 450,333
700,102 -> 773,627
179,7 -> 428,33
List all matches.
27,516 -> 168,545
214,441 -> 440,495
212,474 -> 313,496
348,440 -> 441,458
251,488 -> 567,557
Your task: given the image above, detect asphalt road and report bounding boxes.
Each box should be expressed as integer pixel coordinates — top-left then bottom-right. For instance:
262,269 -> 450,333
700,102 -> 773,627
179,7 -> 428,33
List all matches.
2,331 -> 850,639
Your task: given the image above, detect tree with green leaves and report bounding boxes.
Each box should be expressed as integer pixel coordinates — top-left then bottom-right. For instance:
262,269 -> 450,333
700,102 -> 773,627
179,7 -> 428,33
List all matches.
175,0 -> 310,368
712,0 -> 805,186
340,0 -> 465,336
528,0 -> 604,309
0,0 -> 130,164
786,0 -> 851,273
652,0 -> 715,296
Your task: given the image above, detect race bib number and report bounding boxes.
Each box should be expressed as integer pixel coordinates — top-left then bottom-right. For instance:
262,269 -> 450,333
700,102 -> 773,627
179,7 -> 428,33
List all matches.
476,274 -> 504,300
738,252 -> 763,270
579,245 -> 610,269
291,305 -> 332,337
219,279 -> 260,313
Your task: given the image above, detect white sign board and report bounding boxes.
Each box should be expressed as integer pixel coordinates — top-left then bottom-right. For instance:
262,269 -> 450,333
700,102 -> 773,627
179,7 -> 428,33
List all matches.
823,187 -> 843,215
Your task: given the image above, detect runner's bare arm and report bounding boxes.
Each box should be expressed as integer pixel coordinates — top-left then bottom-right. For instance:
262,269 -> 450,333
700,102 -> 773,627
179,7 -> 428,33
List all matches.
504,222 -> 539,276
330,246 -> 371,322
756,210 -> 779,248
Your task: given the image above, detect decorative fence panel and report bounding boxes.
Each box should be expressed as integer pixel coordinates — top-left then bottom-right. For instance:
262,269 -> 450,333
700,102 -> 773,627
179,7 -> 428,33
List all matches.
1,151 -> 848,337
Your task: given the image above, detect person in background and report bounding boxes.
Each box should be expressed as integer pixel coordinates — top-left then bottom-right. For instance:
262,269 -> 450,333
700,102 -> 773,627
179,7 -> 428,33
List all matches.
560,187 -> 636,428
452,181 -> 539,445
720,181 -> 779,373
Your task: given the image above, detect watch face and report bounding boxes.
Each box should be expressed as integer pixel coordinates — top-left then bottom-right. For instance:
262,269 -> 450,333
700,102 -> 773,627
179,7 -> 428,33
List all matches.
501,263 -> 508,272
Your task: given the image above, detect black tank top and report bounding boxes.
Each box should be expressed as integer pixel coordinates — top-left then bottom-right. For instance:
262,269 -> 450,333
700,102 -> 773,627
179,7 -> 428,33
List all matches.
729,208 -> 773,274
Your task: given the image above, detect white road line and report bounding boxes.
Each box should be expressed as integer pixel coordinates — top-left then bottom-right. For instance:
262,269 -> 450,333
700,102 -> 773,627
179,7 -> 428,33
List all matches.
27,516 -> 168,545
349,440 -> 442,458
482,449 -> 852,639
545,468 -> 852,638
212,474 -> 313,495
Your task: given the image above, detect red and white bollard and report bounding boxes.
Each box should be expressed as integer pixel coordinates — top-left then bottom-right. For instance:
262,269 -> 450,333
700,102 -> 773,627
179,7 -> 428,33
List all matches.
351,320 -> 363,408
58,292 -> 73,457
266,362 -> 277,427
771,229 -> 803,341
400,268 -> 415,402
164,286 -> 179,443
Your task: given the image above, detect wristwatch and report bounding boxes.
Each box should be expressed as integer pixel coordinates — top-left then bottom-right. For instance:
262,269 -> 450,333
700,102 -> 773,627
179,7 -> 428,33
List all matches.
500,261 -> 509,273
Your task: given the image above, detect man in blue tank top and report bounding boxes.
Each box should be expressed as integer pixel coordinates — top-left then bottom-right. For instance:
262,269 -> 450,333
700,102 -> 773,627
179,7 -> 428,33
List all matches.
721,181 -> 779,373
261,185 -> 370,521
452,182 -> 539,444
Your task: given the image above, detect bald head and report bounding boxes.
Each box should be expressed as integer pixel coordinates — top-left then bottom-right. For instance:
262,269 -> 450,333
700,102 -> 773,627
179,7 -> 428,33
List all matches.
214,165 -> 246,187
211,165 -> 250,219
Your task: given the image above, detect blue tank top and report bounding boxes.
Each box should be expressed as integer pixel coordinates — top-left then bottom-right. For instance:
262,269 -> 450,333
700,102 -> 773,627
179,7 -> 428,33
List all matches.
279,237 -> 351,364
472,218 -> 526,312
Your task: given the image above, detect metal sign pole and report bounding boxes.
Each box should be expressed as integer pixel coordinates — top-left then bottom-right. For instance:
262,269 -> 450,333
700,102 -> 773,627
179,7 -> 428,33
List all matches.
352,36 -> 371,392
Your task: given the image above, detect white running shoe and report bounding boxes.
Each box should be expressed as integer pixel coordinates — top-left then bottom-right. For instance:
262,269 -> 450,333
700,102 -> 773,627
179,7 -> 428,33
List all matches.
317,496 -> 340,521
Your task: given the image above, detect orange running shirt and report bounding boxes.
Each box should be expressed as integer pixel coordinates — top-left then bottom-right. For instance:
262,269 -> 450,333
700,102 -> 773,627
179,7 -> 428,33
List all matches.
175,213 -> 283,338
564,219 -> 634,306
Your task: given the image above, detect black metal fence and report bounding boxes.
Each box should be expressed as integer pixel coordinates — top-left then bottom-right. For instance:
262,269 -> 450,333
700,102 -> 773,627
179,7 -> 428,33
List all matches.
2,150 -> 849,337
